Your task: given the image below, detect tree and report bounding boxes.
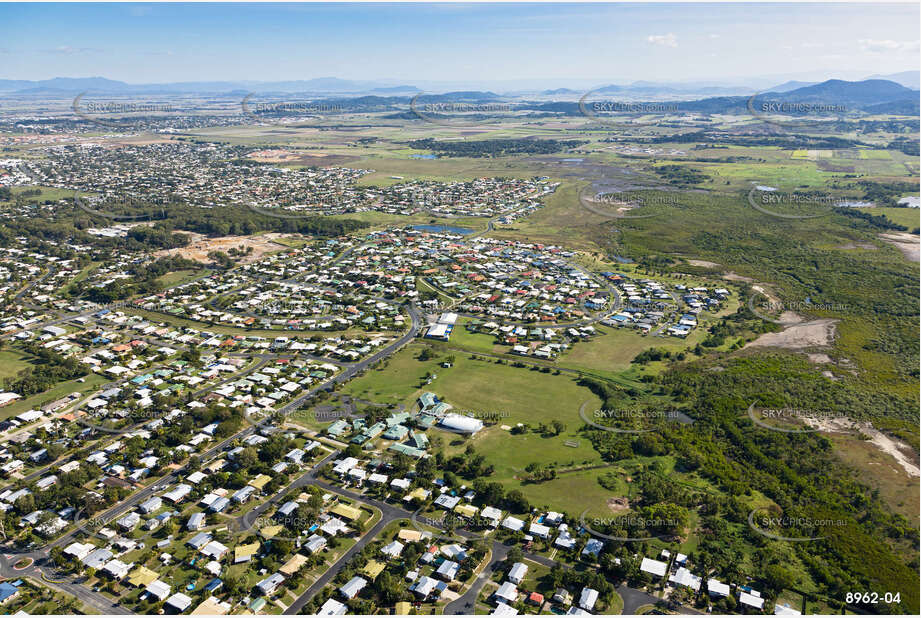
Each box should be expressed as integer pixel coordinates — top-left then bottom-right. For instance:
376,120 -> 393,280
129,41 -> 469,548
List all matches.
763,564 -> 796,593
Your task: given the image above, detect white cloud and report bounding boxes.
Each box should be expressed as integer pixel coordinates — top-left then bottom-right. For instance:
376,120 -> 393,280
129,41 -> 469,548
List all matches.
45,46 -> 101,55
646,33 -> 677,48
858,38 -> 920,53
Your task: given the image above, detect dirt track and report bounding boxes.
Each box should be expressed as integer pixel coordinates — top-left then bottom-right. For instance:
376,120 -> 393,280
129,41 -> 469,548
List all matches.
880,232 -> 920,263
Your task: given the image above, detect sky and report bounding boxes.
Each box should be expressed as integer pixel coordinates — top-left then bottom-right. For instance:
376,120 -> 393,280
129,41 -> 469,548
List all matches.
1,2 -> 919,86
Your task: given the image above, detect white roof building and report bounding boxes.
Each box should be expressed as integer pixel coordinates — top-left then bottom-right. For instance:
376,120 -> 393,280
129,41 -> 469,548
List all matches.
640,557 -> 668,578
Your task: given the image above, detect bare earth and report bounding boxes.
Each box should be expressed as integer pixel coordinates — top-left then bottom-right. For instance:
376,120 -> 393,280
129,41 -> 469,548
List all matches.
155,232 -> 292,264
807,417 -> 920,479
745,318 -> 838,350
723,272 -> 754,283
879,232 -> 920,263
687,259 -> 720,268
607,497 -> 630,512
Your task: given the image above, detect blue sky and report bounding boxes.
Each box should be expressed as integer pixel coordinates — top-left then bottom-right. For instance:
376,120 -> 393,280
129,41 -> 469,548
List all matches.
1,2 -> 918,85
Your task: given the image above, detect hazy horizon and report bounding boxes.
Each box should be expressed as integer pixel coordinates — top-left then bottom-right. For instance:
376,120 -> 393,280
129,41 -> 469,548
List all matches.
2,2 -> 918,86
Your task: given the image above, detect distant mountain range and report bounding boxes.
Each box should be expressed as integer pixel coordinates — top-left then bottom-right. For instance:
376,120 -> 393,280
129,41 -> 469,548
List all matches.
0,76 -> 916,116
1,72 -> 918,97
672,79 -> 919,115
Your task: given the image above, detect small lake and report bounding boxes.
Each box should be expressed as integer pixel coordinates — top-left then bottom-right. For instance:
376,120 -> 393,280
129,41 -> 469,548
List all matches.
410,154 -> 438,159
412,224 -> 475,235
610,254 -> 634,264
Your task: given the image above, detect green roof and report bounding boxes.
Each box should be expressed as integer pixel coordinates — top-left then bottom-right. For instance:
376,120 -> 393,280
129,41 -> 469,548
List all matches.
389,443 -> 425,458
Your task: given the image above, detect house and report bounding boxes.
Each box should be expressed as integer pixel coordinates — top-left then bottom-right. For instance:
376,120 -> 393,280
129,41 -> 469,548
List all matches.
669,567 -> 701,592
162,483 -> 192,503
191,597 -> 232,615
200,540 -> 228,560
187,532 -> 212,550
82,548 -> 114,569
102,559 -> 131,580
256,572 -> 286,596
165,592 -> 193,613
64,542 -> 95,561
582,538 -> 604,558
553,588 -> 573,606
187,512 -> 206,530
412,575 -> 440,599
338,575 -> 367,600
381,540 -> 404,558
145,579 -> 171,602
234,542 -> 260,563
707,579 -> 731,598
127,565 -> 158,588
330,503 -> 361,521
640,557 -> 668,579
435,560 -> 459,581
481,505 -> 502,527
495,581 -> 518,604
0,582 -> 19,604
280,554 -> 309,576
304,534 -> 327,554
116,512 -> 141,531
579,587 -> 599,611
318,598 -> 347,615
739,590 -> 765,610
501,515 -> 525,532
492,602 -> 518,616
361,560 -> 386,580
139,496 -> 162,514
508,562 -> 528,584
529,522 -> 551,538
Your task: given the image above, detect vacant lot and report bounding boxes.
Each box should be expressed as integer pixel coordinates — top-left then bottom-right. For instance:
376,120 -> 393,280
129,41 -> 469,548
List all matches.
154,232 -> 293,264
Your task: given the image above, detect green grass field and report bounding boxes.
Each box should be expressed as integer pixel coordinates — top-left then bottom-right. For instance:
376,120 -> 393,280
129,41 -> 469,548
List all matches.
856,206 -> 919,230
0,345 -> 35,382
1,372 -> 108,421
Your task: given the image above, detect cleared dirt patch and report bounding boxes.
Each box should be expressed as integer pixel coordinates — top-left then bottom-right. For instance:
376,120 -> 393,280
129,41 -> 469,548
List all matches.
607,496 -> 630,512
879,232 -> 920,263
745,318 -> 838,350
247,148 -> 305,162
687,259 -> 720,268
155,232 -> 292,264
808,417 -> 920,479
723,272 -> 754,283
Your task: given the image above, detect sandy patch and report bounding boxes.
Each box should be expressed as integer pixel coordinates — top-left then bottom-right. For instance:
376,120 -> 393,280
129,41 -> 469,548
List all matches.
607,497 -> 630,512
155,232 -> 292,264
687,259 -> 720,268
745,318 -> 837,350
879,232 -> 920,263
837,241 -> 877,250
807,353 -> 832,364
723,272 -> 754,283
247,149 -> 309,163
808,417 -> 920,479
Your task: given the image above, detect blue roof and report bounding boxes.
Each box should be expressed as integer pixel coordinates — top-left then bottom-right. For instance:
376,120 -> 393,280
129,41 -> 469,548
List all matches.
0,582 -> 19,602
